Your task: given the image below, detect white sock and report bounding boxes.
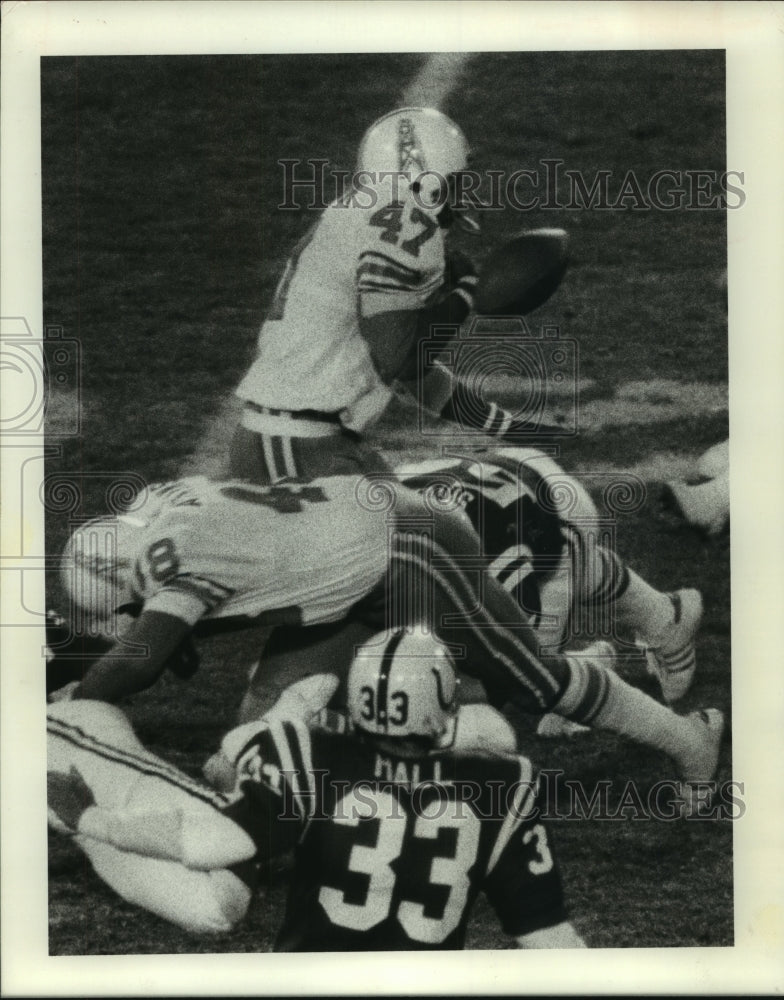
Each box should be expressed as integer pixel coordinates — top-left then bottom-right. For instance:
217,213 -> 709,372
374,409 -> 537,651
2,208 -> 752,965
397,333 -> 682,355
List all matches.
556,659 -> 696,765
695,439 -> 729,480
614,570 -> 675,646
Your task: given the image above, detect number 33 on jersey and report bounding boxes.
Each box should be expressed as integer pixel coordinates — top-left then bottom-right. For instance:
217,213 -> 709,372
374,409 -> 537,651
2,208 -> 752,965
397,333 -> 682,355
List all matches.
229,719 -> 568,951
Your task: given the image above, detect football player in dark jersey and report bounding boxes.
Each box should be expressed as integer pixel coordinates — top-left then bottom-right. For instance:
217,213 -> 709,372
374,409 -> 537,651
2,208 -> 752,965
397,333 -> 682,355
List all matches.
47,636 -> 585,949
395,446 -> 704,709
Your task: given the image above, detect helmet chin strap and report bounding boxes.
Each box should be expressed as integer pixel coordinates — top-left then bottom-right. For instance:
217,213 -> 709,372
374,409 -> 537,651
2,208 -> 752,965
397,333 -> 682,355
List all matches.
434,173 -> 482,233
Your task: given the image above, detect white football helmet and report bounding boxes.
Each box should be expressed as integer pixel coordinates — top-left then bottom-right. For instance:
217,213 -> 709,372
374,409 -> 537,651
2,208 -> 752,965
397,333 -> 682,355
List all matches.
60,514 -> 148,625
357,106 -> 473,221
348,629 -> 459,744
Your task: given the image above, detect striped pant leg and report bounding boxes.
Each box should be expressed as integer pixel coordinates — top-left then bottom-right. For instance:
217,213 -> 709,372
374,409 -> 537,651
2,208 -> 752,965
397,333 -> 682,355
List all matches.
228,425 -> 390,483
228,423 -> 302,484
47,701 -> 232,814
563,525 -> 631,641
79,838 -> 250,934
410,534 -> 616,725
382,516 -> 570,713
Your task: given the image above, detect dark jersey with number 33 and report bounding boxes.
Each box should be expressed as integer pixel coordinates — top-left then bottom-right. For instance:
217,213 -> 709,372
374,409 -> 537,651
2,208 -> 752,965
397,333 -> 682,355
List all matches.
225,715 -> 567,951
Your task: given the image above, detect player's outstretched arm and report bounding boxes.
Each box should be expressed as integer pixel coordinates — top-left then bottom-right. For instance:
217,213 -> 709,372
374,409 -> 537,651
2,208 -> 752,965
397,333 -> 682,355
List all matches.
515,921 -> 587,949
74,610 -> 196,702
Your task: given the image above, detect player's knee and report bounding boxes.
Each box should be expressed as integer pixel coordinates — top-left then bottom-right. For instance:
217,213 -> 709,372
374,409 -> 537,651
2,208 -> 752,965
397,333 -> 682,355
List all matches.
502,448 -> 598,522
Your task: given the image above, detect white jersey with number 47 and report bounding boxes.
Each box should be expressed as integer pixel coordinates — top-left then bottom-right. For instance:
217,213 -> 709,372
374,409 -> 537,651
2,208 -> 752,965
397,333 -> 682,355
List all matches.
126,475 -> 389,629
236,190 -> 446,432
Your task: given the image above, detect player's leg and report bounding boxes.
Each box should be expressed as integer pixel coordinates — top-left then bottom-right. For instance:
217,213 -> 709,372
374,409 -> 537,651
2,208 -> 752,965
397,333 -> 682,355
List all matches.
228,407 -> 392,484
562,524 -> 703,704
420,358 -> 566,438
47,700 -> 150,810
379,515 -> 723,786
476,449 -> 703,704
79,838 -> 251,934
228,422 -> 280,484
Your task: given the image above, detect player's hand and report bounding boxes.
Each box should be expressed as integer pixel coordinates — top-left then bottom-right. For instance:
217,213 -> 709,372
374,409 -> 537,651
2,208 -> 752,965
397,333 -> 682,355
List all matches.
444,250 -> 477,291
47,765 -> 96,832
265,672 -> 340,723
45,608 -> 111,697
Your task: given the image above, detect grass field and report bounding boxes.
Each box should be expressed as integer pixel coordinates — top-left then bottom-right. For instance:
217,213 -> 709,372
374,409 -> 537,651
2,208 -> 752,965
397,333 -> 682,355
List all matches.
42,50 -> 731,953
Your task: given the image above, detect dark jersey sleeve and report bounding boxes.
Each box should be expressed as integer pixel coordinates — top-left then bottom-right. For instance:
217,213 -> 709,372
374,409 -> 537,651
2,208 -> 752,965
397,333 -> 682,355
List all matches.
219,719 -> 317,863
220,786 -> 302,863
482,785 -> 568,937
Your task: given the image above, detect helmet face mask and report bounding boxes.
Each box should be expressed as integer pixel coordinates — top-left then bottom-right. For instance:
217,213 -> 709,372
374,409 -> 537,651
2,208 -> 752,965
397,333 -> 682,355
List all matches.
347,630 -> 459,751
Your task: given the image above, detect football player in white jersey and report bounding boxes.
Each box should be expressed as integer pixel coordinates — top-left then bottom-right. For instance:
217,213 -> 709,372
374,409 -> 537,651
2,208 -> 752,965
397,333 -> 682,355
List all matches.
54,475 -> 390,703
229,106 -> 538,485
52,469 -> 724,795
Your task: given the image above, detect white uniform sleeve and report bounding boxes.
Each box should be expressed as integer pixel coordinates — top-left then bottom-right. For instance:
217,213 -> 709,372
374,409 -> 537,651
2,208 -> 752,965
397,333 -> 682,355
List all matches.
358,248 -> 444,317
142,585 -> 215,625
77,802 -> 257,870
82,837 -> 251,935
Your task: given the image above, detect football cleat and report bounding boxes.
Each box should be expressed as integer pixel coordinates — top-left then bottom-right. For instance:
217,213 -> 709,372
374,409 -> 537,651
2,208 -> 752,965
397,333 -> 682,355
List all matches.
660,478 -> 729,538
694,439 -> 729,481
675,708 -> 725,782
674,708 -> 725,816
640,589 -> 703,704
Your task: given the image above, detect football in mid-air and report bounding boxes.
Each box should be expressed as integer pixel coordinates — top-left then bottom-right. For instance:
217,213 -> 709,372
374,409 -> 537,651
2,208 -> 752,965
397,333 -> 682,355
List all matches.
474,228 -> 570,316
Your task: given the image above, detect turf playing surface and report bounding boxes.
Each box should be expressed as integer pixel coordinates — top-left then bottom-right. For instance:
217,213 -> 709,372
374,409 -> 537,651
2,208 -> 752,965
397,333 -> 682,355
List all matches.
42,50 -> 730,952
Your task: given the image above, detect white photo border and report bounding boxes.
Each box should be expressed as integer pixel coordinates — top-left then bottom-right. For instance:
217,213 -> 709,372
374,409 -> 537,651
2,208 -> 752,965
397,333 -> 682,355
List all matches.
2,1 -> 783,995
